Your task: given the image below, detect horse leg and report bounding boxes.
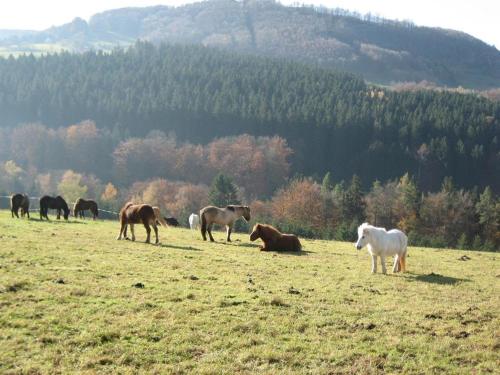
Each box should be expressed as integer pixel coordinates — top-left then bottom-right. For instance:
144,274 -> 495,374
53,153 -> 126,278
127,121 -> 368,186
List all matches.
143,223 -> 151,243
130,224 -> 136,241
152,223 -> 159,244
207,223 -> 215,242
26,209 -> 30,219
117,222 -> 127,240
226,225 -> 232,242
380,255 -> 387,275
393,255 -> 400,273
371,255 -> 378,273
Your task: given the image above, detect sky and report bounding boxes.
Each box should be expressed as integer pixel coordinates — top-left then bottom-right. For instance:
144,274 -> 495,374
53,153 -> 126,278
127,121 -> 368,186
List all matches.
0,0 -> 498,48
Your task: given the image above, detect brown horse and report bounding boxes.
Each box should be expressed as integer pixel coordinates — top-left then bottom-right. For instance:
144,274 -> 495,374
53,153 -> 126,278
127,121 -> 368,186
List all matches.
250,223 -> 302,252
73,198 -> 99,219
117,202 -> 160,244
200,205 -> 251,242
10,193 -> 30,218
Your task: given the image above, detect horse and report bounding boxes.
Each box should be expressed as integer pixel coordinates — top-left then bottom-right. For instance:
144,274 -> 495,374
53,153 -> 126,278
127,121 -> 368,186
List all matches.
10,193 -> 30,219
355,222 -> 408,274
189,213 -> 200,230
39,195 -> 70,220
73,198 -> 99,220
200,205 -> 251,242
165,217 -> 180,227
116,202 -> 160,244
250,223 -> 301,252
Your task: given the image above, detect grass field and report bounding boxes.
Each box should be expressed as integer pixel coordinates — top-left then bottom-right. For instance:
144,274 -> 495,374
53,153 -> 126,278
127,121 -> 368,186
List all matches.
0,210 -> 498,374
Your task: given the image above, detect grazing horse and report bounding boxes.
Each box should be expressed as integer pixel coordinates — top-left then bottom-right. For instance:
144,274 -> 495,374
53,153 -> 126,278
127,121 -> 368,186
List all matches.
189,213 -> 200,230
73,198 -> 99,220
10,193 -> 30,219
116,202 -> 160,244
200,205 -> 251,242
39,195 -> 70,220
355,223 -> 408,274
250,223 -> 301,252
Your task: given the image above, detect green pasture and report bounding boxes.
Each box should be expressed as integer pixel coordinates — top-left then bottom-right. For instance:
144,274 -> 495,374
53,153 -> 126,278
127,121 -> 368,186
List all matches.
0,210 -> 498,374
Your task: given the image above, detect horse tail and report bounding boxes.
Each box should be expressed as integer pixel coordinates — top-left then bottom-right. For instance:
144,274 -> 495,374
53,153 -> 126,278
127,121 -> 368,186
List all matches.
157,215 -> 168,227
152,207 -> 167,227
400,233 -> 408,272
201,211 -> 207,236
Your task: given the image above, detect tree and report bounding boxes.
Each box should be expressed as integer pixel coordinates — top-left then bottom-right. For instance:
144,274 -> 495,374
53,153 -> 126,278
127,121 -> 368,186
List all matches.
57,170 -> 88,204
476,187 -> 500,249
209,174 -> 240,207
342,174 -> 365,223
321,172 -> 334,196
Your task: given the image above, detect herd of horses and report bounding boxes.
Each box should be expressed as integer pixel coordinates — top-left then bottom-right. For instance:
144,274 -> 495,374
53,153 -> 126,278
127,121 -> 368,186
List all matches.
9,194 -> 409,274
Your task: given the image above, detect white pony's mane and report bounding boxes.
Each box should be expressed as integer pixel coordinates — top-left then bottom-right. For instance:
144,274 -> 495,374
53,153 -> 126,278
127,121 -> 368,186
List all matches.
358,222 -> 387,237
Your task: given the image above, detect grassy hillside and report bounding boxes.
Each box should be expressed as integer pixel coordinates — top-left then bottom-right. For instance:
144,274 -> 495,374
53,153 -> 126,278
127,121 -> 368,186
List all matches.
0,210 -> 498,373
1,0 -> 499,88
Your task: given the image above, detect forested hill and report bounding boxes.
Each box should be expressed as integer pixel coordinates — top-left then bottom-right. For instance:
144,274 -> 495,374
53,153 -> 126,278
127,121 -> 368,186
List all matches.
1,42 -> 499,191
1,0 -> 499,88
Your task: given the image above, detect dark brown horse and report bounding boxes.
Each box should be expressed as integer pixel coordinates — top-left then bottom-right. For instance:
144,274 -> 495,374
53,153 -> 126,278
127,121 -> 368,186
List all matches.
39,195 -> 70,220
10,193 -> 30,219
116,202 -> 160,244
73,198 -> 98,219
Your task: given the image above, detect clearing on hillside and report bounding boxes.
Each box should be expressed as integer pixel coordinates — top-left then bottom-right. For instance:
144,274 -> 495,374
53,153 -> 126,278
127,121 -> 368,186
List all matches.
0,210 -> 498,374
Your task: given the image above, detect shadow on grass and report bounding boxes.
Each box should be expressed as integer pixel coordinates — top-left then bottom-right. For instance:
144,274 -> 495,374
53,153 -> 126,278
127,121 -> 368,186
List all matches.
158,243 -> 202,251
28,218 -> 87,225
220,241 -> 314,255
406,272 -> 470,285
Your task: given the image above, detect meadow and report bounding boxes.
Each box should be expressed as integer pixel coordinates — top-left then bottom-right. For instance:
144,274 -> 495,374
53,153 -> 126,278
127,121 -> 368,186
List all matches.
0,210 -> 498,374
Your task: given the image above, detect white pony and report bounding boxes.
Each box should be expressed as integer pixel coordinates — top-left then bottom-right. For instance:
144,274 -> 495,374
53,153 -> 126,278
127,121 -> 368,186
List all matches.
355,223 -> 408,274
189,213 -> 200,230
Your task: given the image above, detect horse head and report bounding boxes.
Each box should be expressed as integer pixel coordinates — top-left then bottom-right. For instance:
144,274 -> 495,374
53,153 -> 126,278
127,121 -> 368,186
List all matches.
250,223 -> 261,241
242,206 -> 251,221
355,223 -> 371,250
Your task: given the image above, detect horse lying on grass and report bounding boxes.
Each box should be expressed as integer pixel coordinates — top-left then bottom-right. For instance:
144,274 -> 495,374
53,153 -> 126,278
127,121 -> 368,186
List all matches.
117,203 -> 163,244
355,222 -> 408,274
250,223 -> 302,252
11,193 -> 30,219
200,205 -> 250,242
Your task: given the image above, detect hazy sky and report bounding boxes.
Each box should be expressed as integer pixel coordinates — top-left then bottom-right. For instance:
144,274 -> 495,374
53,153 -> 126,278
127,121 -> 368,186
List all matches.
0,0 -> 498,48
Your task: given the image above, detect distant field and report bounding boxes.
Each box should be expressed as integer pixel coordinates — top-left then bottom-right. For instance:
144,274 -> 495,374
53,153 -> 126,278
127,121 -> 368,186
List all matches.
0,210 -> 498,374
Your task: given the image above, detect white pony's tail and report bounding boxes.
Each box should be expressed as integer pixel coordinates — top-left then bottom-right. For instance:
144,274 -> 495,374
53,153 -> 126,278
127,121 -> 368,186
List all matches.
399,235 -> 408,272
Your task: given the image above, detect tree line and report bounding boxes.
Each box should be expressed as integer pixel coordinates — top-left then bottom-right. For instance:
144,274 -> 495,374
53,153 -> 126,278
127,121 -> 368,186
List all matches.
0,42 -> 498,192
0,121 -> 498,250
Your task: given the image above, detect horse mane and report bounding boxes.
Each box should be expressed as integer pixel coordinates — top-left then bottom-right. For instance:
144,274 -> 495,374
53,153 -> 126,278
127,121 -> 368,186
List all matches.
226,205 -> 236,212
358,222 -> 388,236
254,223 -> 282,241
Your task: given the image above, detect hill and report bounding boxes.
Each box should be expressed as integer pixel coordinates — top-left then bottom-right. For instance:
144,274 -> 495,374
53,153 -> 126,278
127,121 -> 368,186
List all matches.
1,43 -> 499,191
1,0 -> 499,88
0,210 -> 498,373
